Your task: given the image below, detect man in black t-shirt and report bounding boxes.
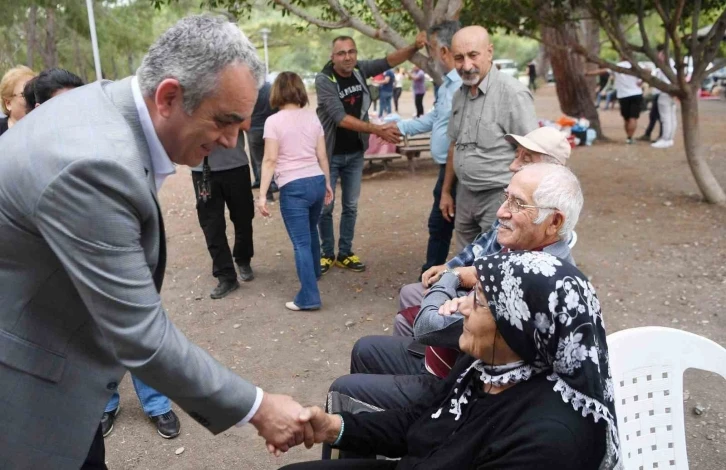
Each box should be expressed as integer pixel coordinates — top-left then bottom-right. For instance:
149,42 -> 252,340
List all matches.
315,34 -> 426,274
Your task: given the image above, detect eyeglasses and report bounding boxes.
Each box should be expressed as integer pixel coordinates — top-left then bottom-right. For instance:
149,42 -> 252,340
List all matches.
471,289 -> 486,308
500,191 -> 556,214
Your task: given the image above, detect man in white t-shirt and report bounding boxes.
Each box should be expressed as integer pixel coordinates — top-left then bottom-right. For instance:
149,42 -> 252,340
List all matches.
588,57 -> 644,144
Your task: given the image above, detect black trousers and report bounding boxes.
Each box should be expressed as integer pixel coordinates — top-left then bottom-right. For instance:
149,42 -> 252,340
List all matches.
393,87 -> 402,112
414,93 -> 425,117
81,425 -> 107,470
644,94 -> 662,138
192,166 -> 254,282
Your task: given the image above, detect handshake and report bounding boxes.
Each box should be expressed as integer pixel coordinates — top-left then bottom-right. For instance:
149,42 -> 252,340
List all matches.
249,393 -> 342,457
372,121 -> 402,144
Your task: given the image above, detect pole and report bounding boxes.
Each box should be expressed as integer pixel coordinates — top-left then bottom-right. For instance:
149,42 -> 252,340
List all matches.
86,0 -> 102,81
260,28 -> 270,78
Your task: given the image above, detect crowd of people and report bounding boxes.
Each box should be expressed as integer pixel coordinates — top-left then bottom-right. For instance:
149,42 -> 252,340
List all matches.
0,13 -> 625,470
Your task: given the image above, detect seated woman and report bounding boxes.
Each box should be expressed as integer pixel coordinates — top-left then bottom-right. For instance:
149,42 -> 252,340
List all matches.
280,251 -> 621,470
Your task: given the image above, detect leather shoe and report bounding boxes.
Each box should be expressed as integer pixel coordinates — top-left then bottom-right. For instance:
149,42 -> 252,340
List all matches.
210,279 -> 239,299
237,263 -> 255,282
151,410 -> 181,439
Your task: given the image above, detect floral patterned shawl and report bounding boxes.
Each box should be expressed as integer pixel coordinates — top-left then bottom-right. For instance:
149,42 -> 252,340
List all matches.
474,250 -> 622,470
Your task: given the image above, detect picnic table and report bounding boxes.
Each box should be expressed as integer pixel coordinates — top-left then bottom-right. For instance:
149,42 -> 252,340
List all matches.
397,133 -> 431,172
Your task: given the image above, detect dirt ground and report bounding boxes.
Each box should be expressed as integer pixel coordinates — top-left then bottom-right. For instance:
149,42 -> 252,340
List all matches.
105,86 -> 726,469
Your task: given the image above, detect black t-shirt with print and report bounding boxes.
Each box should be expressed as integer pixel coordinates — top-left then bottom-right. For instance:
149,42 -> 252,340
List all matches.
333,71 -> 364,155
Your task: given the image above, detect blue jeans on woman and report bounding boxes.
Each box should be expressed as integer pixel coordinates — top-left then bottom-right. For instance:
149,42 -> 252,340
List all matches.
280,175 -> 326,309
105,375 -> 171,417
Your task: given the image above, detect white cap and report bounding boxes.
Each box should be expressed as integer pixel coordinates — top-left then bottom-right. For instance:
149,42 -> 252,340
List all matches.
505,127 -> 571,165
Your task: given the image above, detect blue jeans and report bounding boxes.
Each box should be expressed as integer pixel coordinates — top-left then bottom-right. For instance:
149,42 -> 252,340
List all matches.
105,375 -> 171,417
422,164 -> 456,273
379,91 -> 392,115
319,151 -> 364,257
280,175 -> 326,309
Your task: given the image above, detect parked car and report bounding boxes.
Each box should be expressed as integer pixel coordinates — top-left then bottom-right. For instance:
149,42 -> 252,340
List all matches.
493,59 -> 519,78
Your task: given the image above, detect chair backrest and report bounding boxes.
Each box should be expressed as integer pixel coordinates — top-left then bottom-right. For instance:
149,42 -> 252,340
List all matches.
607,326 -> 726,470
567,230 -> 578,249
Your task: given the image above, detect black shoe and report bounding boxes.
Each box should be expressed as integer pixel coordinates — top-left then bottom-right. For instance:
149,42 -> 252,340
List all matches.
237,263 -> 255,282
151,410 -> 181,439
210,279 -> 239,299
101,406 -> 120,438
636,134 -> 651,142
336,253 -> 366,272
320,256 -> 334,275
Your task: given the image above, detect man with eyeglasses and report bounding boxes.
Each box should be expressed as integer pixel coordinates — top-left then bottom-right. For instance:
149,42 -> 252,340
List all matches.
327,141 -> 579,412
315,33 -> 425,275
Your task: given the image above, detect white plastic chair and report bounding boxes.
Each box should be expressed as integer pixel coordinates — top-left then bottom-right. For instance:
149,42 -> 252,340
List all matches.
607,326 -> 726,470
567,230 -> 578,249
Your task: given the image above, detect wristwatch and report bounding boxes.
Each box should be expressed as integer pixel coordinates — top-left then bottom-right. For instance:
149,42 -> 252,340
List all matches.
441,269 -> 461,287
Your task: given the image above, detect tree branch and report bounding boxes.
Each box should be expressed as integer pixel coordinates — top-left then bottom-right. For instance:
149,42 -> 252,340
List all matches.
704,58 -> 726,76
270,0 -> 350,29
423,0 -> 434,26
365,0 -> 388,30
691,9 -> 726,82
635,0 -> 677,84
400,0 -> 426,28
654,0 -> 687,89
690,0 -> 702,60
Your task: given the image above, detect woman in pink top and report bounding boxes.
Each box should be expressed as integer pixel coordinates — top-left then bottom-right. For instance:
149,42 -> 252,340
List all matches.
257,72 -> 333,311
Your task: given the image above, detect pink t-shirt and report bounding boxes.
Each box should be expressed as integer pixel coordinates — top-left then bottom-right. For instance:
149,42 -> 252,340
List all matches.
263,108 -> 324,188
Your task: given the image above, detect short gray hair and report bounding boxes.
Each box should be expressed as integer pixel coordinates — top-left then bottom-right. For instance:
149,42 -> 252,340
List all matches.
137,14 -> 265,114
428,20 -> 461,49
527,163 -> 583,240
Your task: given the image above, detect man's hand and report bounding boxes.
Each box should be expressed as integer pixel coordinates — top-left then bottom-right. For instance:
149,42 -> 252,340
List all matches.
438,296 -> 468,316
439,191 -> 455,222
422,264 -> 446,288
250,393 -> 305,454
454,266 -> 477,289
298,406 -> 342,449
414,31 -> 427,50
375,122 -> 402,144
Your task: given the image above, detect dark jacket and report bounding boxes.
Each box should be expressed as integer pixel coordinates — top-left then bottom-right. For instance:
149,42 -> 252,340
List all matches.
315,58 -> 390,158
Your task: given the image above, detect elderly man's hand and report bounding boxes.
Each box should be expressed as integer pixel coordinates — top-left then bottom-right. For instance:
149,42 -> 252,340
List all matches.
250,393 -> 306,455
454,266 -> 478,289
298,406 -> 343,448
422,264 -> 446,287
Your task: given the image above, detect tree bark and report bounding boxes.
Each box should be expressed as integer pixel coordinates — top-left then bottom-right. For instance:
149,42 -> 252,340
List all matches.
43,6 -> 58,68
580,16 -> 600,97
540,23 -> 603,137
535,43 -> 548,80
26,4 -> 37,69
680,92 -> 726,204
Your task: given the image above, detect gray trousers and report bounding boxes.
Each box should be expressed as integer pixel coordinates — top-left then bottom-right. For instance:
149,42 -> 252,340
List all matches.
393,283 -> 427,337
454,184 -> 502,251
657,93 -> 677,142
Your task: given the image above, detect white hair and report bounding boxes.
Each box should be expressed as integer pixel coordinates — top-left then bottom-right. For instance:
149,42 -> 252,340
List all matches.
527,163 -> 583,240
136,14 -> 265,114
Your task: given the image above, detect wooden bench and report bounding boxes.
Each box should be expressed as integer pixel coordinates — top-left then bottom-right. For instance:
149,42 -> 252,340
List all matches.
364,153 -> 402,171
396,143 -> 431,172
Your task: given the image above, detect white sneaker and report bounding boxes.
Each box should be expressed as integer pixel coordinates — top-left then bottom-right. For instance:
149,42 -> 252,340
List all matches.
651,139 -> 674,148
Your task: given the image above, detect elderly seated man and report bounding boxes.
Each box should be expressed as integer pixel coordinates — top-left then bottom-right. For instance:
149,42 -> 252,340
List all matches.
329,161 -> 584,411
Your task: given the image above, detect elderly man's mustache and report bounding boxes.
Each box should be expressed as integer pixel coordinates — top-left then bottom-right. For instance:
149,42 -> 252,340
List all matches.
462,68 -> 480,76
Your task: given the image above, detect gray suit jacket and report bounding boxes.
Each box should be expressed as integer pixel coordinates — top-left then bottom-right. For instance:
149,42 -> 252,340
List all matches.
0,78 -> 258,469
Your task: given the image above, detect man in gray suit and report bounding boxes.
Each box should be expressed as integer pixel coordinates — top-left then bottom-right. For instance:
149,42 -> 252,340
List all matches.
0,15 -> 306,469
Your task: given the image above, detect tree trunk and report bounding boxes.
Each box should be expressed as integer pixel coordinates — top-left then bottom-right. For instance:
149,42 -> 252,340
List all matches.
540,23 -> 603,137
580,16 -> 600,97
535,43 -> 548,80
110,55 -> 118,80
680,93 -> 726,204
73,34 -> 88,83
127,52 -> 135,76
26,5 -> 37,69
43,6 -> 58,68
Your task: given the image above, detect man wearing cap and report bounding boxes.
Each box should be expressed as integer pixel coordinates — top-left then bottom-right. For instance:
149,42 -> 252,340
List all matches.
326,131 -> 578,412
